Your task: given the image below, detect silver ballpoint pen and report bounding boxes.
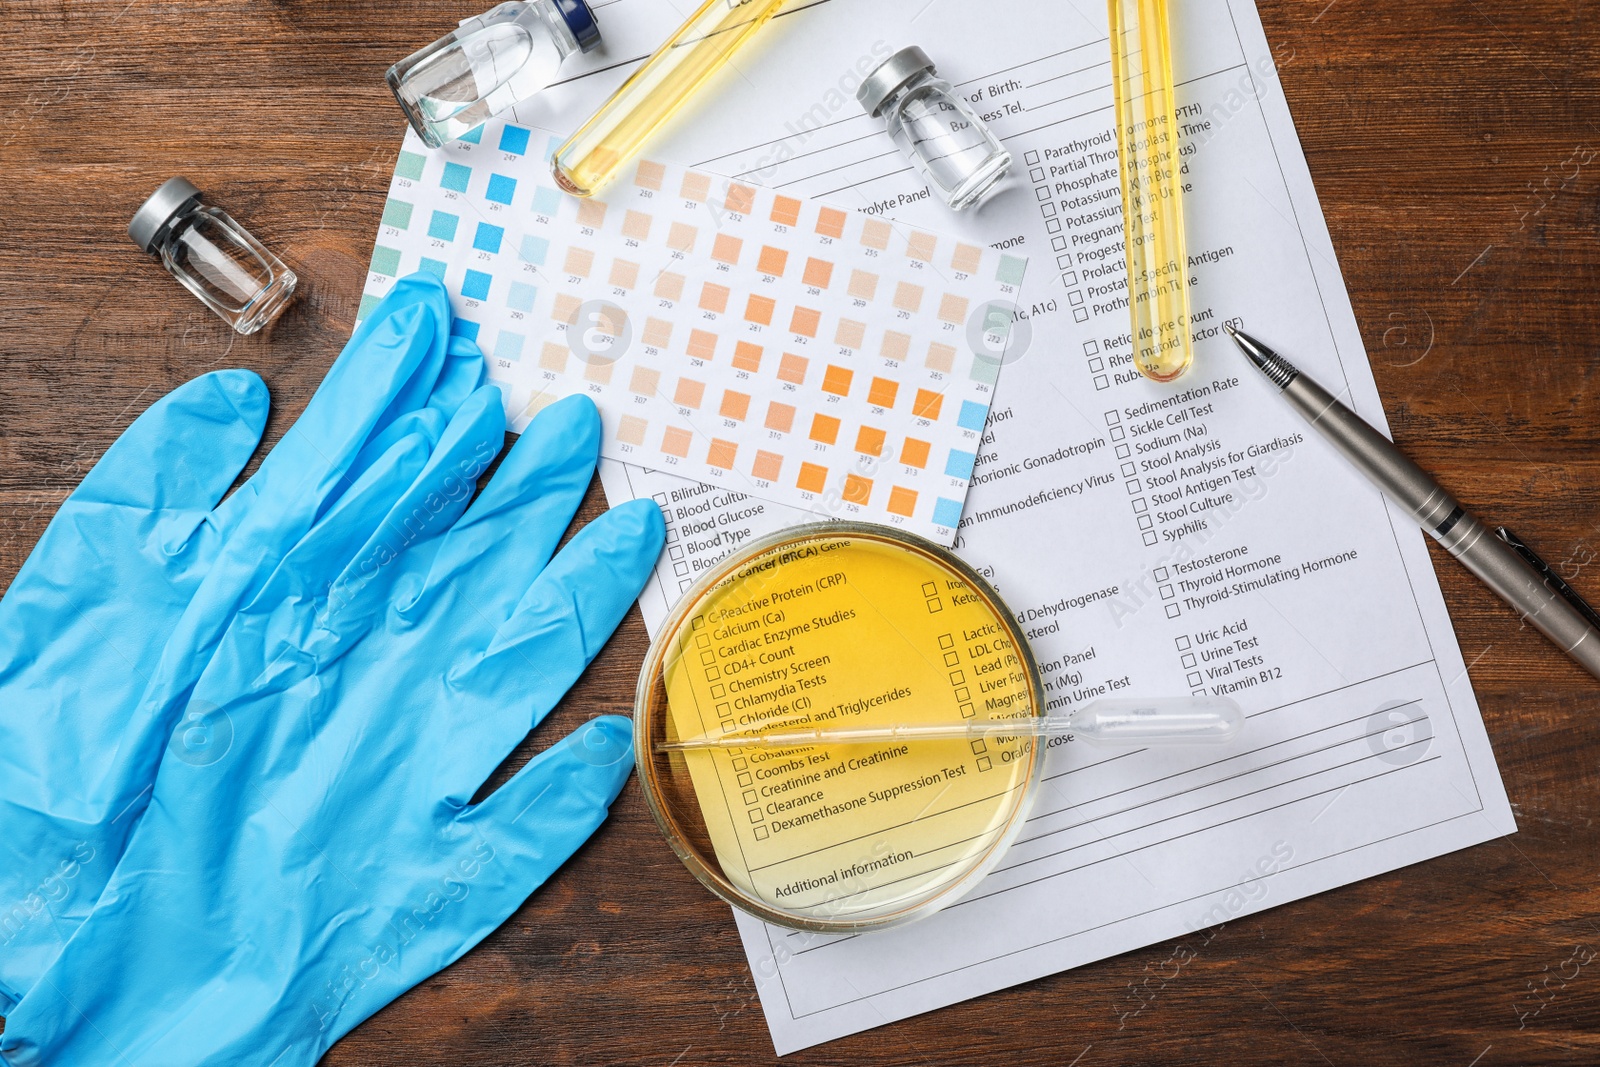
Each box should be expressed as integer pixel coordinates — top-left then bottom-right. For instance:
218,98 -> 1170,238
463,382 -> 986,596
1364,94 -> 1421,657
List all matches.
1224,324 -> 1600,680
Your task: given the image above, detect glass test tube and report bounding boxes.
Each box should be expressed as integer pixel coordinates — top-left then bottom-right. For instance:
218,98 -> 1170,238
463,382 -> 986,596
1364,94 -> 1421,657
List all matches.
551,0 -> 787,197
1108,0 -> 1194,381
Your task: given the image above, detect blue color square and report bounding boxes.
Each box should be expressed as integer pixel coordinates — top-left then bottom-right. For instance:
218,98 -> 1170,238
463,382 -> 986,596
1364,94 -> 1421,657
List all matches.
494,331 -> 525,362
486,173 -> 517,205
507,281 -> 538,312
418,257 -> 447,280
544,135 -> 563,161
519,235 -> 550,265
457,125 -> 485,144
427,210 -> 459,241
356,293 -> 382,322
499,125 -> 531,155
461,269 -> 492,301
958,400 -> 988,432
473,223 -> 505,254
451,319 -> 481,341
531,186 -> 562,216
933,497 -> 964,528
944,450 -> 976,480
368,246 -> 401,277
441,162 -> 472,192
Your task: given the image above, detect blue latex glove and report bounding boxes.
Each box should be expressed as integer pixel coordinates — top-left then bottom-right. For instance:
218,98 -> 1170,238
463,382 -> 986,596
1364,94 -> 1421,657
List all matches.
0,393 -> 665,1067
0,273 -> 483,1012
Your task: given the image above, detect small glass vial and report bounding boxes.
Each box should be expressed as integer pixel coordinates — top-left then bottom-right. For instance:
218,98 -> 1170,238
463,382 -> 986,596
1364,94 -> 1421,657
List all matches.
857,46 -> 1013,211
128,178 -> 297,335
389,0 -> 602,149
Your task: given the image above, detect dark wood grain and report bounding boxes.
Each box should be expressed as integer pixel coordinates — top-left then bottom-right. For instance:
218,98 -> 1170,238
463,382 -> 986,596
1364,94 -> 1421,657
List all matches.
4,2 -> 1600,1064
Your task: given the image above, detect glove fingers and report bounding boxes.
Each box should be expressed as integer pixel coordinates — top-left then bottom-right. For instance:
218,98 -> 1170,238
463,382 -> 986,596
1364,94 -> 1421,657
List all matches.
75,369 -> 267,520
327,384 -> 507,610
433,500 -> 662,807
419,395 -> 602,614
425,334 -> 490,421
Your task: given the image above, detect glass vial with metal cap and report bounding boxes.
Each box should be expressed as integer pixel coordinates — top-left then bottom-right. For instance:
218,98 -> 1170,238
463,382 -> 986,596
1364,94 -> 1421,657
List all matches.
857,46 -> 1012,211
129,178 -> 297,335
388,0 -> 602,149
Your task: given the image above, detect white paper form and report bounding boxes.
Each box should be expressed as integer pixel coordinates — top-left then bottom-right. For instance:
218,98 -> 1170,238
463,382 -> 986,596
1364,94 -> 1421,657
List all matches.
577,0 -> 1516,1052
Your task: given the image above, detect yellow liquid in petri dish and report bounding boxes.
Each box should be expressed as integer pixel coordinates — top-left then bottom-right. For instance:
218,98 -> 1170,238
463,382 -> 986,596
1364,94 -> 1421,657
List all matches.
552,0 -> 787,197
1108,0 -> 1194,382
637,524 -> 1045,932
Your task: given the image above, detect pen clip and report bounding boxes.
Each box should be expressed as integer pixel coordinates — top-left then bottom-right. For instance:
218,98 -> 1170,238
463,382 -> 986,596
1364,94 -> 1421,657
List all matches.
1495,526 -> 1600,631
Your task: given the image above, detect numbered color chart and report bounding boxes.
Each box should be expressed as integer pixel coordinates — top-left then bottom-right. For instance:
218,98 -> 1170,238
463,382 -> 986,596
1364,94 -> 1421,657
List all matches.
360,121 -> 1028,543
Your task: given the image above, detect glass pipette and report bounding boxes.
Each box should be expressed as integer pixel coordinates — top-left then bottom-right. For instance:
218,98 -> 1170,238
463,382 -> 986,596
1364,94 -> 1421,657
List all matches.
657,696 -> 1242,751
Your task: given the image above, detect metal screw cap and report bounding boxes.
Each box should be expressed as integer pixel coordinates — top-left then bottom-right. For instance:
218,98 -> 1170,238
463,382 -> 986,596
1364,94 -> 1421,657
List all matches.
129,177 -> 202,253
856,46 -> 937,118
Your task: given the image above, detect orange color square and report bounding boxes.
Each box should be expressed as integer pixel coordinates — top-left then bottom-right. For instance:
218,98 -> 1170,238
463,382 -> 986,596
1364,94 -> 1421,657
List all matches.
609,259 -> 640,290
842,474 -> 873,505
642,318 -> 672,349
617,415 -> 648,446
847,269 -> 877,299
797,462 -> 828,493
634,160 -> 666,190
816,206 -> 847,239
952,242 -> 983,274
802,257 -> 834,289
629,366 -> 661,396
821,365 -> 854,396
777,352 -> 809,384
765,402 -> 795,433
867,377 -> 899,408
576,199 -> 607,229
901,438 -> 931,468
732,341 -> 763,372
881,331 -> 910,361
855,425 -> 887,457
912,389 -> 943,420
667,221 -> 697,252
712,232 -> 743,264
539,342 -> 567,372
752,450 -> 783,481
887,486 -> 918,518
926,342 -> 956,373
861,218 -> 892,250
699,282 -> 731,314
771,195 -> 802,226
563,246 -> 594,278
744,294 -> 776,326
707,438 -> 737,470
834,319 -> 866,350
719,390 -> 750,421
724,183 -> 756,215
893,281 -> 924,312
674,378 -> 705,409
583,359 -> 613,384
906,231 -> 937,262
661,426 -> 692,458
939,293 -> 970,325
622,210 -> 652,241
551,293 -> 582,324
809,414 -> 841,445
654,272 -> 685,302
757,245 -> 789,277
789,306 -> 821,337
686,329 -> 717,361
681,171 -> 711,201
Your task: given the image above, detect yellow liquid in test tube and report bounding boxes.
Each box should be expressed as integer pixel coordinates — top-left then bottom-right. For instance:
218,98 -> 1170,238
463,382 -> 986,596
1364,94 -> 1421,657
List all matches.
646,529 -> 1043,930
552,0 -> 788,197
1109,0 -> 1194,381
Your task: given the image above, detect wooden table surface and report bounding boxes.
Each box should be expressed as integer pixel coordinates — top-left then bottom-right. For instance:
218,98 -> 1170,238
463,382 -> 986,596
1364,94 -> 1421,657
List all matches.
4,1 -> 1600,1063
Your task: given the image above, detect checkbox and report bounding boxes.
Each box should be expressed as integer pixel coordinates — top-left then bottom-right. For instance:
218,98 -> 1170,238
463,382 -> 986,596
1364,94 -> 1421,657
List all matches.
700,650 -> 716,666
938,633 -> 954,648
1036,186 -> 1051,201
711,683 -> 725,697
1029,166 -> 1046,182
1052,236 -> 1067,251
1186,671 -> 1202,687
949,669 -> 966,684
1024,149 -> 1040,164
732,756 -> 747,770
960,702 -> 975,717
1110,425 -> 1125,441
1115,443 -> 1131,458
1046,218 -> 1062,233
976,756 -> 993,772
678,578 -> 693,592
1137,514 -> 1153,530
1144,531 -> 1160,546
1086,341 -> 1101,355
1159,583 -> 1174,598
943,651 -> 960,666
737,771 -> 752,787
1176,635 -> 1191,650
1068,290 -> 1085,306
1165,601 -> 1182,617
1120,461 -> 1136,476
665,526 -> 678,543
704,665 -> 719,679
673,561 -> 689,576
653,493 -> 669,505
1073,307 -> 1089,322
716,702 -> 730,718
971,739 -> 988,754
1154,567 -> 1170,580
753,825 -> 769,840
1093,372 -> 1109,388
749,808 -> 764,823
955,687 -> 970,701
669,545 -> 685,560
1040,201 -> 1057,217
695,632 -> 710,647
1131,497 -> 1147,513
743,789 -> 757,805
1062,270 -> 1078,285
1089,357 -> 1105,372
723,720 -> 737,733
1125,478 -> 1142,494
1181,653 -> 1197,668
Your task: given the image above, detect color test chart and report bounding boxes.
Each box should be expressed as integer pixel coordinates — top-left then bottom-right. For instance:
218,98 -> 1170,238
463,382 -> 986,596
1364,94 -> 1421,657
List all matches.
359,121 -> 1029,542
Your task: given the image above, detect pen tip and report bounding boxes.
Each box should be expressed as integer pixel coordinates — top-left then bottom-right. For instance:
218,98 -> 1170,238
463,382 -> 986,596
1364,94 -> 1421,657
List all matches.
1222,323 -> 1238,339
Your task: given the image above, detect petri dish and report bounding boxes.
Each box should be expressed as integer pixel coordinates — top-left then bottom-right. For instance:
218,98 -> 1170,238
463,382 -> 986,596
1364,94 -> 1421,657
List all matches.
634,522 -> 1046,933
